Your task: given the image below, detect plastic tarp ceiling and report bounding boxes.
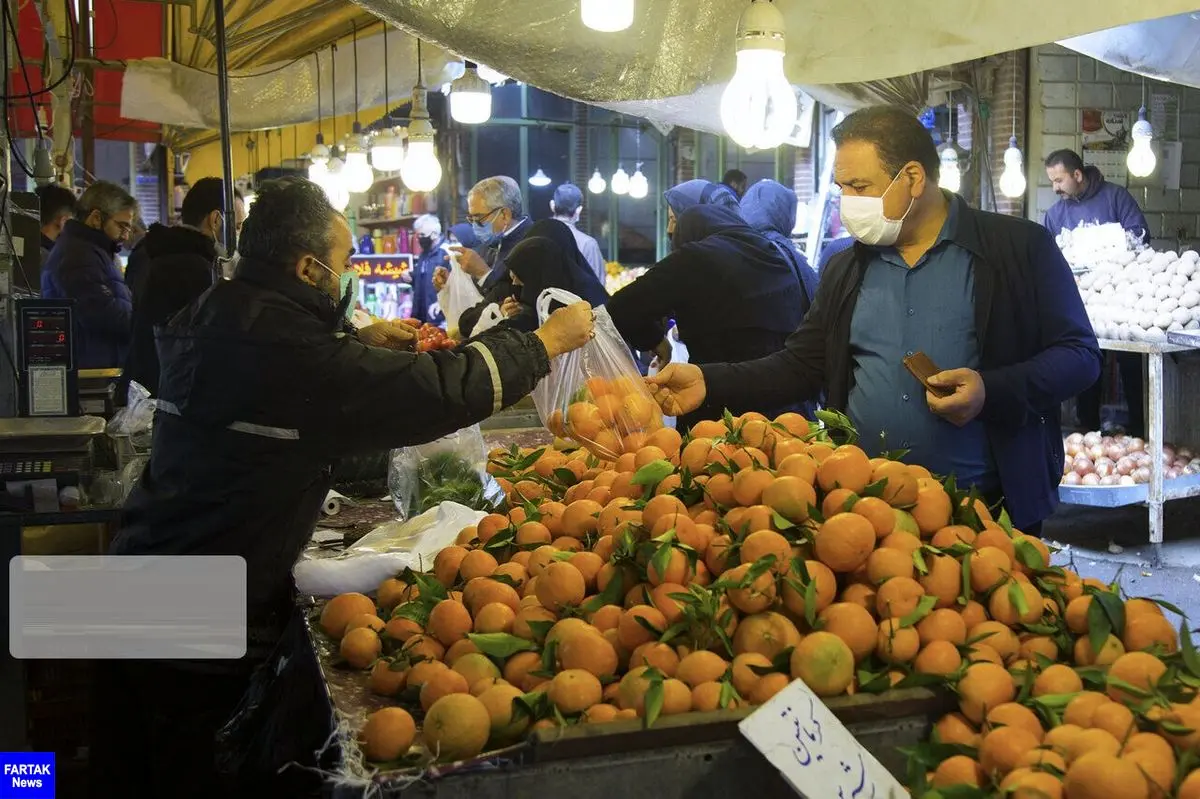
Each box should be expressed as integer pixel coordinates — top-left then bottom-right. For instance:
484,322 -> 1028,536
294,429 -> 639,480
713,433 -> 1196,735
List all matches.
339,0 -> 1198,135
1060,11 -> 1200,88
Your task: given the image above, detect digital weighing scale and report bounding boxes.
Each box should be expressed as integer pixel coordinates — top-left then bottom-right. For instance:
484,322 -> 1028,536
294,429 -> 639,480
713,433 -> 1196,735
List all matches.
14,298 -> 79,417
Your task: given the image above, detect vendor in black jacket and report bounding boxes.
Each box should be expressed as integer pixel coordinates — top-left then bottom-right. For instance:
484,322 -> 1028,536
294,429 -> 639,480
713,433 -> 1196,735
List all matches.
648,106 -> 1100,533
432,175 -> 533,336
120,178 -> 245,399
95,177 -> 594,798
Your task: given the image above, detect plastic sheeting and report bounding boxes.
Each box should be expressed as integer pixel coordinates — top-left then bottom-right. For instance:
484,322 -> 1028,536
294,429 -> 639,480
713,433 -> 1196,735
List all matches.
1060,12 -> 1200,88
120,31 -> 461,131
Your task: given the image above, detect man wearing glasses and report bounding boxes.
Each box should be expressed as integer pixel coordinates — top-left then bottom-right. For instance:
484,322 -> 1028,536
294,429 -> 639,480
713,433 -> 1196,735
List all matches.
433,175 -> 532,336
41,180 -> 136,369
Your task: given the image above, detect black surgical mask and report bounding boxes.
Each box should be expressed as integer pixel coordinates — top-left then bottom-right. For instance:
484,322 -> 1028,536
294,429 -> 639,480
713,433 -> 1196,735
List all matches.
418,235 -> 435,252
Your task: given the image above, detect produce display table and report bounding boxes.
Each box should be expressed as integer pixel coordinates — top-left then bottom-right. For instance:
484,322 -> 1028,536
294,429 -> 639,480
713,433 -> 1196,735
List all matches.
302,610 -> 952,799
1058,338 -> 1199,563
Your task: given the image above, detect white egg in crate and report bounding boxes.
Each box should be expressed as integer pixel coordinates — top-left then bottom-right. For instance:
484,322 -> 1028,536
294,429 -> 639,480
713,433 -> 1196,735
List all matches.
1061,222 -> 1200,343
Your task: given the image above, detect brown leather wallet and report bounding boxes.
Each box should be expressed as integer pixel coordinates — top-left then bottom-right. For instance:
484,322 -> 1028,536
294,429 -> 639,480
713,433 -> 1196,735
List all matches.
903,351 -> 954,398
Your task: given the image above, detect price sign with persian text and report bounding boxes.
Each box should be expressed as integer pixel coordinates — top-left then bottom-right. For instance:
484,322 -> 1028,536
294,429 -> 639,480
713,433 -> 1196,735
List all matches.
739,678 -> 906,799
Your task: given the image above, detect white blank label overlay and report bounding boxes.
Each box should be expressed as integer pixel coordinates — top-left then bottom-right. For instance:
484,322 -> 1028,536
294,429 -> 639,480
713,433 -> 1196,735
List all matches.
10,556 -> 247,659
28,366 -> 68,416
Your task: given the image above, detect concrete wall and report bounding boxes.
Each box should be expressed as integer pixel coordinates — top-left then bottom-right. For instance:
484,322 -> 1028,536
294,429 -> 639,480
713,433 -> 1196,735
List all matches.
1029,44 -> 1200,251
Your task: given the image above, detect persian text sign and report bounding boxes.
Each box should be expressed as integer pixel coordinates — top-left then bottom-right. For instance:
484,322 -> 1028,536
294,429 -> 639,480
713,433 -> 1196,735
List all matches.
0,753 -> 54,797
739,678 -> 906,799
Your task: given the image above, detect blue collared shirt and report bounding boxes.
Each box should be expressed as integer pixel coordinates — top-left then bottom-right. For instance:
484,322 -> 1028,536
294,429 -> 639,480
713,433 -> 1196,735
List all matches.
845,198 -> 998,490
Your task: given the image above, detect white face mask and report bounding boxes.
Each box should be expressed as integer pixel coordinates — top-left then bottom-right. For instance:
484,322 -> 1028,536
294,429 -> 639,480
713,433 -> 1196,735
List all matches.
839,170 -> 915,247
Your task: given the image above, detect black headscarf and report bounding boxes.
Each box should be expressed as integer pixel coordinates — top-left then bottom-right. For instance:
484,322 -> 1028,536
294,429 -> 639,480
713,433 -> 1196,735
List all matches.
671,204 -> 805,332
506,219 -> 609,309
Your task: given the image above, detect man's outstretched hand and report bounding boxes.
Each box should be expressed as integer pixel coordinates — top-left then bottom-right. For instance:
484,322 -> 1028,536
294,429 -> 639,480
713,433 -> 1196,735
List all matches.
645,363 -> 706,417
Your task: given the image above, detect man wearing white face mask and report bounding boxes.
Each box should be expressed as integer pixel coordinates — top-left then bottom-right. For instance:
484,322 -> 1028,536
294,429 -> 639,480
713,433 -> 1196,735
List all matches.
648,106 -> 1100,534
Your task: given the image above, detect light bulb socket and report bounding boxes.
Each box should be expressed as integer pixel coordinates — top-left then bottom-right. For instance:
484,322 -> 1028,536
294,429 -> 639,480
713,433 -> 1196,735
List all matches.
735,0 -> 787,54
32,142 -> 56,185
1008,135 -> 1019,149
1131,106 -> 1153,140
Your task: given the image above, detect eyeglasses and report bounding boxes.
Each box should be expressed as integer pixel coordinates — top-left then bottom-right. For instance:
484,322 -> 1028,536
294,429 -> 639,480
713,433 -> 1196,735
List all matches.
465,207 -> 502,226
105,217 -> 134,234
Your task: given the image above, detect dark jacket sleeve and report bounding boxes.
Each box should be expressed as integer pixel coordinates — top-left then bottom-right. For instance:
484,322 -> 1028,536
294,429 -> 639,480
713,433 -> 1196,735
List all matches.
310,326 -> 551,457
60,255 -> 133,342
459,273 -> 515,337
978,228 -> 1101,428
606,255 -> 687,350
699,265 -> 834,411
1115,188 -> 1151,244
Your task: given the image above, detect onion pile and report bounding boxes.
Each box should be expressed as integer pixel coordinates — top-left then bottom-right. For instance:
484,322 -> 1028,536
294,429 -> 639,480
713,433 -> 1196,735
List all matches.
1060,431 -> 1200,487
1058,223 -> 1200,342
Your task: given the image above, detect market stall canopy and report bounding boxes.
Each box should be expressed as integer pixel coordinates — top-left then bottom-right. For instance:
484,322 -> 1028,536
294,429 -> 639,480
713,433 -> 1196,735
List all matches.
9,0 -> 378,142
342,0 -> 1197,133
1060,11 -> 1200,88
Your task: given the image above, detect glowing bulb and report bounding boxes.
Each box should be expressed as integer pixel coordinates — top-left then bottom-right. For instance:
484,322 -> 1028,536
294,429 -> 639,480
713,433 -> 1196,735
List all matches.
529,168 -> 551,188
308,159 -> 329,184
999,136 -> 1027,199
309,135 -> 330,166
1127,107 -> 1157,178
628,164 -> 648,199
610,166 -> 630,195
370,128 -> 406,172
719,1 -> 798,150
401,89 -> 443,192
588,169 -> 607,194
581,0 -> 634,32
450,64 -> 493,124
322,158 -> 350,211
342,150 -> 374,194
938,147 -> 961,193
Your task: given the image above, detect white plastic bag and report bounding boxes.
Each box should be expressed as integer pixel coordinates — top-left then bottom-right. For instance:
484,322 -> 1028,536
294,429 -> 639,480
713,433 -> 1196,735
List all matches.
531,288 -> 665,460
387,424 -> 503,521
437,256 -> 484,339
471,302 -> 506,335
292,501 -> 486,597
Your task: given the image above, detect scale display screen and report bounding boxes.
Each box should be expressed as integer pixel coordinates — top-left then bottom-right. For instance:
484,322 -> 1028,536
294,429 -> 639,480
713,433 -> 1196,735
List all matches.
20,306 -> 72,369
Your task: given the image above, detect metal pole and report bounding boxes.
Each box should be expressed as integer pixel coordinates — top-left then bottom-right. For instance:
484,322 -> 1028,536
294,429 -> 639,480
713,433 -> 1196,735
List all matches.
213,0 -> 237,253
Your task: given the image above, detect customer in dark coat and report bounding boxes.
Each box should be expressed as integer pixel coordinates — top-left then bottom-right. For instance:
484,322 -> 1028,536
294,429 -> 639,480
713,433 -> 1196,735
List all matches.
95,177 -> 596,798
410,213 -> 447,324
434,176 -> 533,337
501,219 -> 610,331
741,179 -> 820,313
121,179 -> 245,399
36,183 -> 77,262
662,179 -> 742,246
40,180 -> 136,369
607,204 -> 806,429
648,106 -> 1101,532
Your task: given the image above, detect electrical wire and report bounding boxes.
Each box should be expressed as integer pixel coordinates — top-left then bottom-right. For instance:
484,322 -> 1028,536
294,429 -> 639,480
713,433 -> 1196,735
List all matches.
0,0 -> 77,101
1,2 -> 37,178
5,0 -> 45,138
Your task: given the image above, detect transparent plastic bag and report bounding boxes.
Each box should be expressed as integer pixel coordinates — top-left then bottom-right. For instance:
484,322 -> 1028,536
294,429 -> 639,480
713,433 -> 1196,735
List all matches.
386,424 -> 502,521
531,288 -> 665,460
437,255 -> 484,339
107,381 -> 156,448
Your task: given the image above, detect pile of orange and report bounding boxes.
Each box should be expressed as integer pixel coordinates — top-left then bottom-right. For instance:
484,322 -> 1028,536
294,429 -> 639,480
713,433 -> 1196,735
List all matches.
317,410 -> 1200,796
545,376 -> 665,460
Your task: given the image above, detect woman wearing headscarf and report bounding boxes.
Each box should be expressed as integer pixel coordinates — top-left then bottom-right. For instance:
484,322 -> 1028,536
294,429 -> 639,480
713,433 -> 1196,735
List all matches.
740,180 -> 820,314
662,179 -> 742,244
498,219 -> 609,331
448,222 -> 479,249
607,204 -> 807,428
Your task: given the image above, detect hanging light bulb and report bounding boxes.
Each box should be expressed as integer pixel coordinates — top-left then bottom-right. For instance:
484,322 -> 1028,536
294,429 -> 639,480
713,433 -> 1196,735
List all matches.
370,128 -> 406,173
308,150 -> 330,183
719,0 -> 798,151
999,136 -> 1027,199
610,165 -> 630,195
588,168 -> 607,194
341,122 -> 375,193
450,62 -> 493,124
938,146 -> 961,193
581,0 -> 634,32
529,168 -> 552,188
322,155 -> 351,211
1127,106 -> 1157,178
628,163 -> 648,199
402,91 -> 442,192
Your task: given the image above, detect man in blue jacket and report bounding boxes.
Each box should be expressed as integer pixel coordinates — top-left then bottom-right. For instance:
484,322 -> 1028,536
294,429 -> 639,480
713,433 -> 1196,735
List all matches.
648,106 -> 1100,533
1043,149 -> 1149,242
41,180 -> 136,369
1044,149 -> 1149,437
